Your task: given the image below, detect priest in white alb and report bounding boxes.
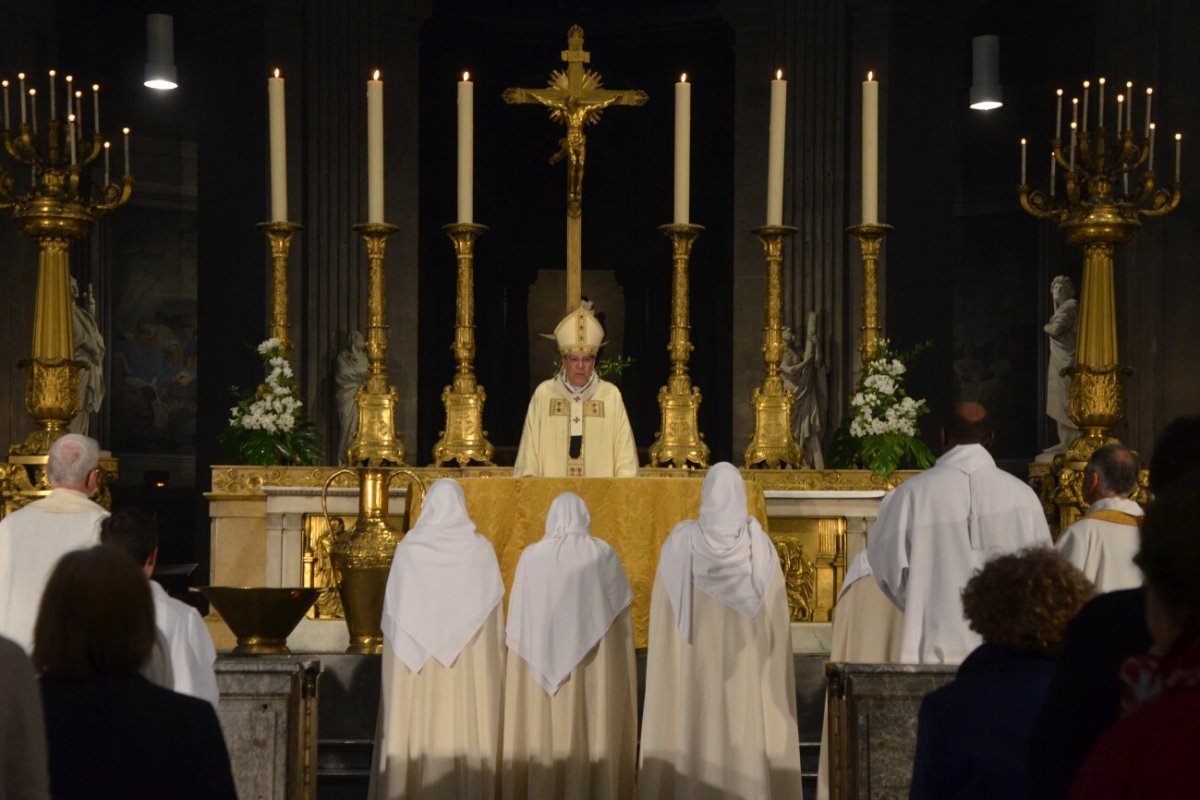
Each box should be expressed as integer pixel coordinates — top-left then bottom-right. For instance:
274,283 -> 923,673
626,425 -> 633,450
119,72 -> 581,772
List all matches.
867,402 -> 1052,665
501,492 -> 636,800
1055,444 -> 1144,592
0,434 -> 109,652
513,305 -> 638,478
639,463 -> 802,799
369,479 -> 506,800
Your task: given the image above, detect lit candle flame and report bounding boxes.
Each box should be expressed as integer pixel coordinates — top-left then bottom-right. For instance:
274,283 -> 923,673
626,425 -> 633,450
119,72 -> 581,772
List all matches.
680,73 -> 687,83
1117,94 -> 1124,103
776,69 -> 783,80
867,70 -> 874,81
273,68 -> 280,79
104,141 -> 110,149
123,126 -> 130,134
1098,77 -> 1106,85
1176,133 -> 1182,141
49,69 -> 56,78
1021,138 -> 1027,145
1083,80 -> 1090,88
92,84 -> 99,92
1056,88 -> 1063,96
372,69 -> 380,81
1146,87 -> 1153,96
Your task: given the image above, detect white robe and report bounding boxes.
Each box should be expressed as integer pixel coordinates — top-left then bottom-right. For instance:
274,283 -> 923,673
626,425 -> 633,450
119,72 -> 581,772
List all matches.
867,444 -> 1051,664
1055,496 -> 1144,592
0,488 -> 108,652
815,552 -> 904,800
501,609 -> 637,800
513,377 -> 638,478
149,580 -> 220,707
639,567 -> 803,799
369,605 -> 505,800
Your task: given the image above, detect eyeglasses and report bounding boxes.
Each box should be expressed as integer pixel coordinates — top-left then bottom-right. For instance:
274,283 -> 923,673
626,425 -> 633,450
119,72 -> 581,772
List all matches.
564,355 -> 595,365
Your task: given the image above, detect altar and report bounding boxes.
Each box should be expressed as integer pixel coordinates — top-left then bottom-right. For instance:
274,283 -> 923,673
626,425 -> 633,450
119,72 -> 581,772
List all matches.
204,465 -> 912,652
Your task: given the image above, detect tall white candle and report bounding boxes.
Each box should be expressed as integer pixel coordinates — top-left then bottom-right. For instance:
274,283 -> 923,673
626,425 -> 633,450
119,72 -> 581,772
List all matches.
457,71 -> 474,223
861,70 -> 879,225
1055,89 -> 1063,140
92,84 -> 100,133
1071,96 -> 1078,130
1050,150 -> 1056,197
1069,121 -> 1076,171
123,126 -> 130,177
1126,82 -> 1133,131
74,90 -> 82,131
68,113 -> 75,165
1175,133 -> 1182,183
766,69 -> 787,226
1020,138 -> 1027,185
28,89 -> 36,135
63,75 -> 71,126
1116,94 -> 1124,134
1144,87 -> 1153,138
1098,77 -> 1106,129
268,69 -> 287,222
48,70 -> 56,121
1,80 -> 8,129
673,73 -> 691,225
367,70 -> 383,224
1081,81 -> 1089,133
103,140 -> 110,185
1148,123 -> 1156,171
18,73 -> 26,124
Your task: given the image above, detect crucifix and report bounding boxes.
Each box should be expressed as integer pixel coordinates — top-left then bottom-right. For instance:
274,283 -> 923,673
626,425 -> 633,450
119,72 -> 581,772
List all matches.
504,25 -> 648,313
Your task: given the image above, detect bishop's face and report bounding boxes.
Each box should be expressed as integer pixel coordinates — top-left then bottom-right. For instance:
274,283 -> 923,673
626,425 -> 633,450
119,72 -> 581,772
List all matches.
563,351 -> 596,388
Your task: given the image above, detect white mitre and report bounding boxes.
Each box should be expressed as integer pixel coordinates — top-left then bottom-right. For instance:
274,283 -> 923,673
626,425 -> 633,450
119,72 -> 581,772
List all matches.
554,306 -> 605,356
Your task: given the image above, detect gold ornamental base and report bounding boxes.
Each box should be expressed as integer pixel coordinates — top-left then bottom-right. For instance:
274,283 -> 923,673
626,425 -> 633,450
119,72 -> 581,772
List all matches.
649,381 -> 709,468
432,383 -> 495,466
745,380 -> 804,469
12,357 -> 84,456
347,385 -> 406,467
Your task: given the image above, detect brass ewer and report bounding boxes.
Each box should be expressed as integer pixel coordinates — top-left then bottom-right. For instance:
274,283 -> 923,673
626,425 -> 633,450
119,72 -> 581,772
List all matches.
321,466 -> 426,654
1020,80 -> 1180,529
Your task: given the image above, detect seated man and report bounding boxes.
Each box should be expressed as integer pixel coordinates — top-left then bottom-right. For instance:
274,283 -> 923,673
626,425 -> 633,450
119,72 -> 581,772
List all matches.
513,306 -> 638,478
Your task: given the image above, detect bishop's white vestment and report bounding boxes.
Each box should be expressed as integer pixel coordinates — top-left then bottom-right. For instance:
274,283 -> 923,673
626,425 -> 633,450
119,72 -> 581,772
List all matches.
513,376 -> 638,478
867,443 -> 1051,665
639,464 -> 803,800
1055,496 -> 1143,592
0,488 -> 108,652
501,493 -> 637,800
370,480 -> 506,800
149,580 -> 219,707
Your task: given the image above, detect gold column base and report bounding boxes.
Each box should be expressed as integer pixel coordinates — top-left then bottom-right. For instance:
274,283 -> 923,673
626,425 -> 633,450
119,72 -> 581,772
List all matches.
432,382 -> 495,466
2,452 -> 118,518
745,225 -> 803,468
346,385 -> 407,467
11,357 -> 84,456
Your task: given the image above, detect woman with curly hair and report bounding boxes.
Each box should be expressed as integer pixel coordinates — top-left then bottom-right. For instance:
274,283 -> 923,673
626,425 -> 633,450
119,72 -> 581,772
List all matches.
910,548 -> 1094,799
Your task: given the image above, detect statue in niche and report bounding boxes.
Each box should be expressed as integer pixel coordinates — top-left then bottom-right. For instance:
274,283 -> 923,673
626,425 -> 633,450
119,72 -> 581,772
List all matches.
69,278 -> 106,436
1042,275 -> 1080,455
780,311 -> 828,469
334,331 -> 368,464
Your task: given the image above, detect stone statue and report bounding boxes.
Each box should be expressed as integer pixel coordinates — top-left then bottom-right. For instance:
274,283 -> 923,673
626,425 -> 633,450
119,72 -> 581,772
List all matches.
334,331 -> 368,464
1043,275 -> 1080,454
780,311 -> 828,469
69,278 -> 105,436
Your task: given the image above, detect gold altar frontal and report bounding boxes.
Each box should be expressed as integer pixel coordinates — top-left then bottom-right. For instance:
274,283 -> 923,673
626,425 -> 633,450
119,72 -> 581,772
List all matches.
207,465 -> 914,651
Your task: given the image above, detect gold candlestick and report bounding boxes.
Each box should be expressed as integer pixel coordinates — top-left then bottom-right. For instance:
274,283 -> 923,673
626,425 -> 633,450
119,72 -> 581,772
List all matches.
847,223 -> 893,367
1021,91 -> 1180,529
432,222 -> 495,466
257,221 -> 303,359
744,224 -> 804,468
649,223 -> 709,468
1,106 -> 132,458
346,222 -> 407,466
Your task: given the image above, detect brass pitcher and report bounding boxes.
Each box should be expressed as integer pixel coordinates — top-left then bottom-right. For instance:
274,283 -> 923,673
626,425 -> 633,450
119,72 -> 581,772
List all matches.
321,467 -> 425,654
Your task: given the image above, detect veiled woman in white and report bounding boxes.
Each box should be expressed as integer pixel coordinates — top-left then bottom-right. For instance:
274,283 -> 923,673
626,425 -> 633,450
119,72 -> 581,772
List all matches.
639,463 -> 802,800
369,479 -> 505,800
501,492 -> 636,800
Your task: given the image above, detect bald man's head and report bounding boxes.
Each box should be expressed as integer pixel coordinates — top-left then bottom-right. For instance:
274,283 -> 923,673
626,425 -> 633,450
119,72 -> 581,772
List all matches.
941,402 -> 995,451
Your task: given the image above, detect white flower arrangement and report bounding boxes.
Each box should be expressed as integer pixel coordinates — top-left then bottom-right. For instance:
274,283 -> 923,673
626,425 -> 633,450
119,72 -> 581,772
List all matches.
221,339 -> 323,466
830,339 -> 935,475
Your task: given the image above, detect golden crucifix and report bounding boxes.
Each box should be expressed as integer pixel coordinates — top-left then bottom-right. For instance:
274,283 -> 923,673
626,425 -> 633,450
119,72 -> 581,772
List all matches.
504,24 -> 647,313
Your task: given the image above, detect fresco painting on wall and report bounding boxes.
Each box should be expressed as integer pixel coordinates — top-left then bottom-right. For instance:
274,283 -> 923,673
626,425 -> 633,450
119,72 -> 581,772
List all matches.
108,206 -> 198,458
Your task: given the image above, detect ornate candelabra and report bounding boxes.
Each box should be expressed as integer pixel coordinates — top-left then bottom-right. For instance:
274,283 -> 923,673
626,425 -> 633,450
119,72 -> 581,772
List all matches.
257,221 -> 303,360
1020,80 -> 1181,528
346,222 -> 407,466
744,224 -> 804,468
649,223 -> 709,468
846,223 -> 893,367
0,76 -> 132,457
432,222 -> 495,466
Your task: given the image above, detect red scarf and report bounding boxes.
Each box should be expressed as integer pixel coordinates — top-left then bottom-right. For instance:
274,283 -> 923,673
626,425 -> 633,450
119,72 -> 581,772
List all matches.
1120,635 -> 1200,714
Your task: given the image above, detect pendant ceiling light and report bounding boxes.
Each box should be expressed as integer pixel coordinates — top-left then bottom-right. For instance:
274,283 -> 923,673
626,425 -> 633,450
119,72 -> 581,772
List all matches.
969,34 -> 1002,110
144,13 -> 178,90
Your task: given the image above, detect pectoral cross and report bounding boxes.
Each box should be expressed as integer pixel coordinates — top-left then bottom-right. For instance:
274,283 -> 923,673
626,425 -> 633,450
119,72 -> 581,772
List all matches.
504,25 -> 647,313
